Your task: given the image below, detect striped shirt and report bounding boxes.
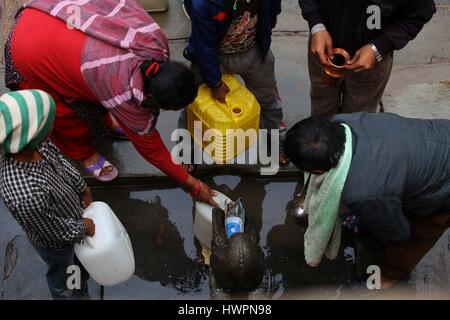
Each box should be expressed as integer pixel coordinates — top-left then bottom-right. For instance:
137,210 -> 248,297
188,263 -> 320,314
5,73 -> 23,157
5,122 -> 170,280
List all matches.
0,140 -> 87,248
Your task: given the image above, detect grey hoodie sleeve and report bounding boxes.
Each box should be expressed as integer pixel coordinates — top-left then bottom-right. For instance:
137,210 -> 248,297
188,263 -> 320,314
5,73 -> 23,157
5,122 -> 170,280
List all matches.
347,197 -> 411,243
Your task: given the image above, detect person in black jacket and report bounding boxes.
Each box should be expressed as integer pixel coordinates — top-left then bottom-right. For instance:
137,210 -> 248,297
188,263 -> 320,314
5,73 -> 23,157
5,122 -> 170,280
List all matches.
284,112 -> 450,289
298,0 -> 436,118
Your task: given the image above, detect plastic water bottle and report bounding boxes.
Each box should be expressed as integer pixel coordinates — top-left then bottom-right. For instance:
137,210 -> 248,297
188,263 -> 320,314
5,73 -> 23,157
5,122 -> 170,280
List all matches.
225,216 -> 243,238
193,190 -> 231,250
225,198 -> 245,238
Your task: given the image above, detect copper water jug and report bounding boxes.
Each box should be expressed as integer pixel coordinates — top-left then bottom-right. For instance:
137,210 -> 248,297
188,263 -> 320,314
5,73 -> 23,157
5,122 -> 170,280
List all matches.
321,48 -> 351,86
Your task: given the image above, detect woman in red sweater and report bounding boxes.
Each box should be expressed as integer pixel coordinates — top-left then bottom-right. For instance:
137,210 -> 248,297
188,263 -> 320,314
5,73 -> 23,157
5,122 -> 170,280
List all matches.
6,6 -> 216,206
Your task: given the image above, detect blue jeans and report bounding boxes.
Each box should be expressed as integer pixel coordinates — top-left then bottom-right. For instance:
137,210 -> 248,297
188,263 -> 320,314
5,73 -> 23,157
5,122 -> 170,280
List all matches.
32,243 -> 89,300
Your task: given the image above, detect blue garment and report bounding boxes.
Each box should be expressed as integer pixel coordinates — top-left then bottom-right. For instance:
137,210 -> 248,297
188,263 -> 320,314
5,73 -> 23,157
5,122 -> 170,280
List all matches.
184,0 -> 281,87
33,243 -> 89,299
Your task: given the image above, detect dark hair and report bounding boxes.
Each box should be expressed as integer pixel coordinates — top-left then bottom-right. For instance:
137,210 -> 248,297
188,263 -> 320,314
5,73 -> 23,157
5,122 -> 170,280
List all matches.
141,60 -> 198,110
284,117 -> 346,172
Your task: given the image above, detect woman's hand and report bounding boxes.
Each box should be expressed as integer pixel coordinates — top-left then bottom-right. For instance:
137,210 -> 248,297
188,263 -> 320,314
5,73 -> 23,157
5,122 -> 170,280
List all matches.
186,176 -> 217,207
196,181 -> 218,207
81,186 -> 93,208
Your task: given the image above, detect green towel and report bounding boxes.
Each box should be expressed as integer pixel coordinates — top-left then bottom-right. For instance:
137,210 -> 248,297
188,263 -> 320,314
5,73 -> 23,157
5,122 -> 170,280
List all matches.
303,124 -> 353,267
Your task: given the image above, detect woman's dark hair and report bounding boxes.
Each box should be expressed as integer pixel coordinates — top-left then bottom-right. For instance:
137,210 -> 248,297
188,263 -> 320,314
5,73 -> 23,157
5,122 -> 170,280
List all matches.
141,60 -> 198,110
284,117 -> 346,172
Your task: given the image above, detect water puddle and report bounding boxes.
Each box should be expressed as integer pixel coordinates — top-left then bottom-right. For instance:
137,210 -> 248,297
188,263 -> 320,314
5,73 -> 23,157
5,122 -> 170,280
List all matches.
90,176 -> 351,299
2,175 -> 447,299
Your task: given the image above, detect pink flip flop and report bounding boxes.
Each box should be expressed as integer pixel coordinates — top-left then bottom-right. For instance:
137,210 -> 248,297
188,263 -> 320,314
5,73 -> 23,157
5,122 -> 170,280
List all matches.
85,155 -> 119,182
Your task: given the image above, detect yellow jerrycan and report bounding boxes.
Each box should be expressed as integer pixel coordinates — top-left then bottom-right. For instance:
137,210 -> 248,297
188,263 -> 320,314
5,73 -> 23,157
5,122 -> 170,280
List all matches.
187,74 -> 261,163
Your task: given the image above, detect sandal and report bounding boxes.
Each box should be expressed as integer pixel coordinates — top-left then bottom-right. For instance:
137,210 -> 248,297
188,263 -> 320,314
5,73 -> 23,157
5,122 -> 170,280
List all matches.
85,155 -> 119,182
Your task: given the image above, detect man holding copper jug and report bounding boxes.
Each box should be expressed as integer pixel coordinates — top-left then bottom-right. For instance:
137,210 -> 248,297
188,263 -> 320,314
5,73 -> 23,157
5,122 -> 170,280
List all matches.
298,0 -> 436,118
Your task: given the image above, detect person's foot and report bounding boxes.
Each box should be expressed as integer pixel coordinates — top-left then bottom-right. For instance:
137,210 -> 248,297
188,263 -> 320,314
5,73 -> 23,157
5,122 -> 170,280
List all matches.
82,153 -> 118,182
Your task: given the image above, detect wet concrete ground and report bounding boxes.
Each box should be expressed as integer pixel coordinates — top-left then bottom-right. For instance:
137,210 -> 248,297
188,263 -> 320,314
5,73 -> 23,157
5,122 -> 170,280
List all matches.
1,176 -> 450,300
1,2 -> 450,178
0,177 -> 348,299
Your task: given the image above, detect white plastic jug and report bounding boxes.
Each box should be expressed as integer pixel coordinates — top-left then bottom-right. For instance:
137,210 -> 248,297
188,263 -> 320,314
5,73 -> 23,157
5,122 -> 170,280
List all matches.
75,202 -> 135,286
193,191 -> 231,250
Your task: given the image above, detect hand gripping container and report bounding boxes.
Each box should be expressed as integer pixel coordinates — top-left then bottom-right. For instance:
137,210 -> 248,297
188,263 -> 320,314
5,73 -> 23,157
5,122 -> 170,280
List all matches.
193,191 -> 231,250
187,74 -> 261,163
75,202 -> 135,286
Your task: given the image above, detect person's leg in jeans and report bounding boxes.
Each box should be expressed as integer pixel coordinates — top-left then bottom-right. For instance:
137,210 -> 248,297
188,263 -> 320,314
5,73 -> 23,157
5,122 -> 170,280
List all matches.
32,244 -> 89,300
380,211 -> 450,289
308,45 -> 344,118
342,53 -> 393,113
240,48 -> 283,131
71,254 -> 90,299
239,47 -> 286,163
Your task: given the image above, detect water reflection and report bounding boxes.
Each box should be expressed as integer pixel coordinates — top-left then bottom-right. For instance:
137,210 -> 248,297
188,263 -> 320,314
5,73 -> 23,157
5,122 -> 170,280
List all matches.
93,188 -> 205,293
91,177 -> 352,299
204,176 -> 268,232
264,180 -> 349,298
2,177 -> 447,299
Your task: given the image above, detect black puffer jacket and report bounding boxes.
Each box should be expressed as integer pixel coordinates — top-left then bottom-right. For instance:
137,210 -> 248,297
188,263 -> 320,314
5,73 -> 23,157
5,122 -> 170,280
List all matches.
333,112 -> 450,243
298,0 -> 436,56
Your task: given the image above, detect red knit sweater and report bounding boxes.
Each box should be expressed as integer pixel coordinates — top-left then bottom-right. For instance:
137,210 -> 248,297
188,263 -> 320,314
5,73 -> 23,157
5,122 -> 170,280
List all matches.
11,9 -> 188,183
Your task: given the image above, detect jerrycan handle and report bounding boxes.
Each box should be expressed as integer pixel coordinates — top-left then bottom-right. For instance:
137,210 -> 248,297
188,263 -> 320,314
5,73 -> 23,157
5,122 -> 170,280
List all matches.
82,205 -> 96,248
83,235 -> 96,249
221,95 -> 243,118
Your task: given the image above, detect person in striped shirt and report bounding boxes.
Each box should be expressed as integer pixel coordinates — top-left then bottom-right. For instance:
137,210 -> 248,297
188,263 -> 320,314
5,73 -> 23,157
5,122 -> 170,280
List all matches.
0,90 -> 94,299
